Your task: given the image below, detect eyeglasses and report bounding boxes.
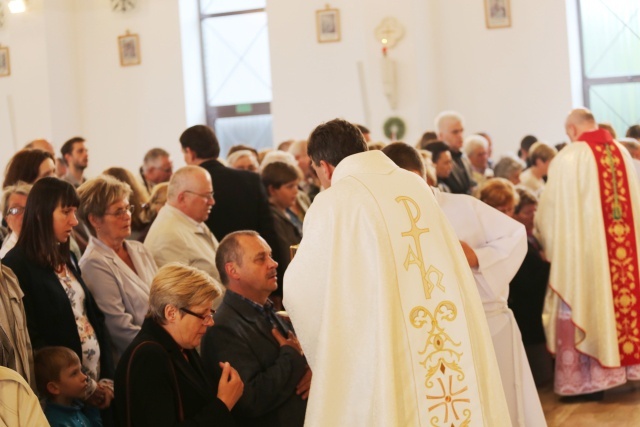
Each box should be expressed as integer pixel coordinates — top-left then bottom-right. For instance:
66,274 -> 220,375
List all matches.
6,206 -> 25,216
104,205 -> 135,218
180,307 -> 216,324
184,190 -> 214,201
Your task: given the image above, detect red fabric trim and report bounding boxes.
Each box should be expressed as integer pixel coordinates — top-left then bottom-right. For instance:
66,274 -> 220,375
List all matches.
583,130 -> 640,366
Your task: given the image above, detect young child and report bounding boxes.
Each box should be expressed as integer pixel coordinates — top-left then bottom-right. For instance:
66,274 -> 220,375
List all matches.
35,346 -> 102,427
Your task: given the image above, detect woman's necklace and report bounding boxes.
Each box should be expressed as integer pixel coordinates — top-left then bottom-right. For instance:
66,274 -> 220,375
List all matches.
57,265 -> 72,287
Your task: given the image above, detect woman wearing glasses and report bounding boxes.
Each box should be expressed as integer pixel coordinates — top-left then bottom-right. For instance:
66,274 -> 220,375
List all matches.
3,177 -> 115,414
115,263 -> 243,427
77,175 -> 158,363
0,182 -> 31,259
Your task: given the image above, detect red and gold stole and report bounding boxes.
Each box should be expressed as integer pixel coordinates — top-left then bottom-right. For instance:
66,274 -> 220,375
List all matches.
582,129 -> 640,365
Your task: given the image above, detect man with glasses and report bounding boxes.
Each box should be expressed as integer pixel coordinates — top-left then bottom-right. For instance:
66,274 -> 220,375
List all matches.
202,230 -> 309,427
144,166 -> 222,286
179,125 -> 284,307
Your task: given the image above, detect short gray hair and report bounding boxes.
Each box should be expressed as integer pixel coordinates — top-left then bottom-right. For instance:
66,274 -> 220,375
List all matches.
148,263 -> 221,324
463,135 -> 489,156
434,111 -> 464,133
167,166 -> 210,202
1,181 -> 32,217
493,156 -> 524,181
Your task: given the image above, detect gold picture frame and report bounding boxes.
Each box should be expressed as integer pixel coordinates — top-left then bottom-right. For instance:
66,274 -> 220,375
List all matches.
484,0 -> 511,29
0,46 -> 10,77
118,31 -> 141,66
316,6 -> 341,43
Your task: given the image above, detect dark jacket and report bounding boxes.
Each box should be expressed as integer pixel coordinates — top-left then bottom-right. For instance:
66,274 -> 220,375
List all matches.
201,291 -> 307,427
443,150 -> 475,194
114,317 -> 235,427
197,160 -> 284,281
3,245 -> 114,379
508,236 -> 551,345
269,205 -> 302,298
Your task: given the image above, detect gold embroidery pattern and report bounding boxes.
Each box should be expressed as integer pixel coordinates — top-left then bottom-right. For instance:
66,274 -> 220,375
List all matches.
592,143 -> 640,364
410,303 -> 470,426
396,196 -> 445,298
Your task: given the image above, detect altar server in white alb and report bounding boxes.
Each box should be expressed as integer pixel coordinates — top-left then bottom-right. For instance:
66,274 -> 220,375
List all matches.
382,142 -> 546,427
284,119 -> 510,427
537,108 -> 640,398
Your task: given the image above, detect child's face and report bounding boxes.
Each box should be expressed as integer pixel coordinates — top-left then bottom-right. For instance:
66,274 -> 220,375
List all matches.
54,361 -> 88,400
269,181 -> 299,210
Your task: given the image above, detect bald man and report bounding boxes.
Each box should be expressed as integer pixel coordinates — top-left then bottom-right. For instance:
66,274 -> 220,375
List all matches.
144,166 -> 222,284
24,139 -> 55,156
536,108 -> 640,400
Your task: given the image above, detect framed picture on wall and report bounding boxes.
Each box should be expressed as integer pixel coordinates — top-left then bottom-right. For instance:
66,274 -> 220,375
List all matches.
316,6 -> 341,43
484,0 -> 511,29
118,32 -> 141,66
0,46 -> 10,77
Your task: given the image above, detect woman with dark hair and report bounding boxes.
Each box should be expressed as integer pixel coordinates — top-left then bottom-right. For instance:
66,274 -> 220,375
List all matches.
3,177 -> 115,416
3,149 -> 56,188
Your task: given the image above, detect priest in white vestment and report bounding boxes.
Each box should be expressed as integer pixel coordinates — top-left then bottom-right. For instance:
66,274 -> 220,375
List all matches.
382,142 -> 546,426
284,119 -> 510,427
537,108 -> 640,398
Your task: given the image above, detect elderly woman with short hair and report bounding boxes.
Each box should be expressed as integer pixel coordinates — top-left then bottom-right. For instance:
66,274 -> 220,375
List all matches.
77,175 -> 157,362
479,177 -> 520,217
115,263 -> 243,427
0,182 -> 32,259
493,156 -> 525,186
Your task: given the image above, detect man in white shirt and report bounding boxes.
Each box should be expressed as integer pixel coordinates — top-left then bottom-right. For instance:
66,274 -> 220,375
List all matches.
144,166 -> 221,283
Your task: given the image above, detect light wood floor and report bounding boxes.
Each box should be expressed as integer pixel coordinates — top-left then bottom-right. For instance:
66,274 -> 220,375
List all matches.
540,382 -> 640,426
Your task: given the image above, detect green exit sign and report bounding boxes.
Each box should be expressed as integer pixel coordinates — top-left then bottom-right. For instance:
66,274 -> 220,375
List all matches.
236,104 -> 253,114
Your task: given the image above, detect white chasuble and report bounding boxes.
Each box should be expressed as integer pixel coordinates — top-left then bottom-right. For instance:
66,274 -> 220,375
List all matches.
537,137 -> 640,367
435,190 -> 546,427
284,151 -> 509,427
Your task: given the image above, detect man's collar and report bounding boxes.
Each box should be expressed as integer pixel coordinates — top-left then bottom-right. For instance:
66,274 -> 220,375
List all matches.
331,150 -> 397,185
163,204 -> 204,229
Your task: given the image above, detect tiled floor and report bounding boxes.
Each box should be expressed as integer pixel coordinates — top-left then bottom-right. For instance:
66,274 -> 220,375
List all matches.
540,382 -> 640,426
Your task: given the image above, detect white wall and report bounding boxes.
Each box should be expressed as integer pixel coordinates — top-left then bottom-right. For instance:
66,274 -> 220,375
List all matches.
268,0 -> 440,146
1,0 -> 578,178
75,0 -> 190,177
433,0 -> 574,156
269,0 -> 576,157
0,0 -> 198,179
0,0 -> 52,175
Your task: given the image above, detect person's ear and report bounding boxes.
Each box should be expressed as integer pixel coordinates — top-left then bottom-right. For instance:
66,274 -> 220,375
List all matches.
165,304 -> 179,322
47,381 -> 61,396
319,160 -> 335,181
267,185 -> 276,198
87,213 -> 103,231
225,262 -> 240,281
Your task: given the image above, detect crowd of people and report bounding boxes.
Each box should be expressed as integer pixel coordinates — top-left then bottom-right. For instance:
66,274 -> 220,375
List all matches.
0,108 -> 639,426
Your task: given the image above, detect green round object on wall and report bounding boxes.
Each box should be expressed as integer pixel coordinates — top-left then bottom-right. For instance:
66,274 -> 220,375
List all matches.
383,117 -> 406,141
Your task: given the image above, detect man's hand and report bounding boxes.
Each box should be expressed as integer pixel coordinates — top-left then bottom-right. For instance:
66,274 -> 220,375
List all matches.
459,241 -> 479,268
217,361 -> 244,411
272,329 -> 303,355
296,367 -> 312,400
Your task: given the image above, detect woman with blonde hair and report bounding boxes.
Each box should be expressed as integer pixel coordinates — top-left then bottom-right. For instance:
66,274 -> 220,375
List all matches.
77,175 -> 157,362
115,263 -> 243,426
479,177 -> 520,217
102,167 -> 150,240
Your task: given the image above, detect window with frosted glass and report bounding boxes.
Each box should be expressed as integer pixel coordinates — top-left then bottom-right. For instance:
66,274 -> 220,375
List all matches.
199,0 -> 273,152
578,0 -> 640,135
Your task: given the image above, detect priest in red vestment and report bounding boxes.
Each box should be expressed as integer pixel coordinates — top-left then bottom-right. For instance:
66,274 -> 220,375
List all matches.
537,108 -> 640,399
